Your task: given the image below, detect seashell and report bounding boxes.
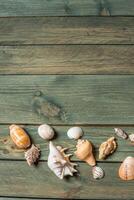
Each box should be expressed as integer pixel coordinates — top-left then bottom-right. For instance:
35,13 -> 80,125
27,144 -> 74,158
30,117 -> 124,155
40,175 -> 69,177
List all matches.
25,144 -> 40,166
75,139 -> 96,166
48,141 -> 77,179
99,137 -> 117,160
114,128 -> 128,139
92,166 -> 105,179
129,134 -> 134,143
9,124 -> 31,149
67,127 -> 83,140
38,124 -> 55,140
119,156 -> 134,181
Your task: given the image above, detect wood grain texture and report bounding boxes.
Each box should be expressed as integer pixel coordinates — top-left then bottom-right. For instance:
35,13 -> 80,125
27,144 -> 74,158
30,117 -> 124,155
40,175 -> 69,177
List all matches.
0,160 -> 133,199
0,45 -> 134,74
0,0 -> 134,16
0,125 -> 134,162
0,17 -> 134,45
0,75 -> 133,124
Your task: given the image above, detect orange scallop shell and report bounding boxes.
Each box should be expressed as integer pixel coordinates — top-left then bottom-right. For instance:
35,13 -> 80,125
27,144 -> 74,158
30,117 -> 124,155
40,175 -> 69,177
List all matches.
9,124 -> 31,149
119,157 -> 134,181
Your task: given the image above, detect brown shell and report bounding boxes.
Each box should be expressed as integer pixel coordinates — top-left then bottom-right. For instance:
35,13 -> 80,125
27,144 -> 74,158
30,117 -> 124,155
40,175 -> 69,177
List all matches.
119,157 -> 134,181
75,139 -> 96,166
9,124 -> 31,149
99,137 -> 117,160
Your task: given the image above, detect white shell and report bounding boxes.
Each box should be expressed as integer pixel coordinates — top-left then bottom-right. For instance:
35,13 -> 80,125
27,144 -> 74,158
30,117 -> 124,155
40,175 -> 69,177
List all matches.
129,134 -> 134,142
114,128 -> 128,139
67,127 -> 83,140
92,166 -> 104,179
48,141 -> 77,179
38,124 -> 54,140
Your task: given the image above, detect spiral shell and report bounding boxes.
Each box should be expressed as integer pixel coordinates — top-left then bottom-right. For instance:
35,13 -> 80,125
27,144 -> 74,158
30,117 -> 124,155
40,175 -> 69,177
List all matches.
114,128 -> 128,139
38,124 -> 55,140
92,166 -> 105,179
129,134 -> 134,142
9,124 -> 31,149
67,127 -> 83,140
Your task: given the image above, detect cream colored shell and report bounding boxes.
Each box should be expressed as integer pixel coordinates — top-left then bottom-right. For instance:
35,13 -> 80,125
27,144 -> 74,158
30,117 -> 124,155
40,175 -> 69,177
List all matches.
67,127 -> 83,139
38,124 -> 54,140
92,166 -> 105,179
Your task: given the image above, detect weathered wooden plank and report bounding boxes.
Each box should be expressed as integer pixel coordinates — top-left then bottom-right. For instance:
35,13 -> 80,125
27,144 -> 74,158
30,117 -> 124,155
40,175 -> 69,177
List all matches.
0,75 -> 133,125
0,0 -> 134,16
0,125 -> 134,162
0,45 -> 134,74
0,17 -> 134,45
0,161 -> 133,199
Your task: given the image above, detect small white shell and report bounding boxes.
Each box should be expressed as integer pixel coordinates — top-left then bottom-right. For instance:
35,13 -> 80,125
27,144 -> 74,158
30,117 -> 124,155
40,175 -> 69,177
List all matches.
129,134 -> 134,142
92,166 -> 104,179
67,127 -> 83,140
38,124 -> 54,140
114,128 -> 128,139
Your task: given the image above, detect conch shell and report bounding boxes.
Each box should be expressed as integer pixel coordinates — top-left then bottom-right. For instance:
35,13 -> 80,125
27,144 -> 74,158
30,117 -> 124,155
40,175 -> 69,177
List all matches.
119,156 -> 134,181
9,124 -> 31,149
75,139 -> 96,166
47,141 -> 77,179
99,137 -> 117,160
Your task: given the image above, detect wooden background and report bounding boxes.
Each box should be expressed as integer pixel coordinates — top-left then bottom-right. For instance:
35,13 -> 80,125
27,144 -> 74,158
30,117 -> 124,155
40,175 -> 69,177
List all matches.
0,0 -> 134,199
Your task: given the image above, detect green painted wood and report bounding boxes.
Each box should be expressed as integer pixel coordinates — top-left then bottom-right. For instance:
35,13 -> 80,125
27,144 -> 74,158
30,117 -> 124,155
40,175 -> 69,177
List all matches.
0,17 -> 134,45
0,160 -> 133,199
0,125 -> 134,162
0,45 -> 134,74
0,0 -> 134,16
0,75 -> 133,124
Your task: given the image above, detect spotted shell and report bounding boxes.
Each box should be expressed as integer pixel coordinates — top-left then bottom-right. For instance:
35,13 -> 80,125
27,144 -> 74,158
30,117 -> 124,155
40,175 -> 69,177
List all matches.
38,124 -> 55,140
129,134 -> 134,142
114,128 -> 128,139
119,156 -> 134,181
9,124 -> 31,149
67,127 -> 83,140
92,166 -> 105,179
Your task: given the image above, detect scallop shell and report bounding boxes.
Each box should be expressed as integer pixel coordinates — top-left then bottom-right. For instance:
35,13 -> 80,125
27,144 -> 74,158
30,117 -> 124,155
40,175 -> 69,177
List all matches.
9,124 -> 31,149
114,128 -> 128,139
67,127 -> 83,140
129,134 -> 134,142
48,141 -> 77,179
38,124 -> 54,140
99,137 -> 117,160
75,139 -> 96,166
92,166 -> 105,179
119,156 -> 134,181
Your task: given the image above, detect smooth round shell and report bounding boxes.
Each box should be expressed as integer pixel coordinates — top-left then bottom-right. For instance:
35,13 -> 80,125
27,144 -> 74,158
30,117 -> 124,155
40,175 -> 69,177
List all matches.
119,156 -> 134,181
9,124 -> 31,149
67,127 -> 83,140
92,166 -> 104,179
38,124 -> 54,140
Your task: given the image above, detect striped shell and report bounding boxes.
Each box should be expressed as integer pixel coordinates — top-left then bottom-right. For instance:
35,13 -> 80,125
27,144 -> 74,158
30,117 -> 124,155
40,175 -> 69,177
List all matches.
129,134 -> 134,142
92,166 -> 105,179
114,128 -> 128,139
9,124 -> 31,149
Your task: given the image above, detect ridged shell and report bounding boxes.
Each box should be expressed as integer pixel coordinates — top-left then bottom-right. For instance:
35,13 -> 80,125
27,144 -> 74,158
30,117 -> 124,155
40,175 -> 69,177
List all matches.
75,139 -> 96,166
9,124 -> 31,149
92,166 -> 105,179
114,128 -> 128,139
119,156 -> 134,181
67,127 -> 83,139
99,137 -> 117,160
38,124 -> 55,140
129,134 -> 134,142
